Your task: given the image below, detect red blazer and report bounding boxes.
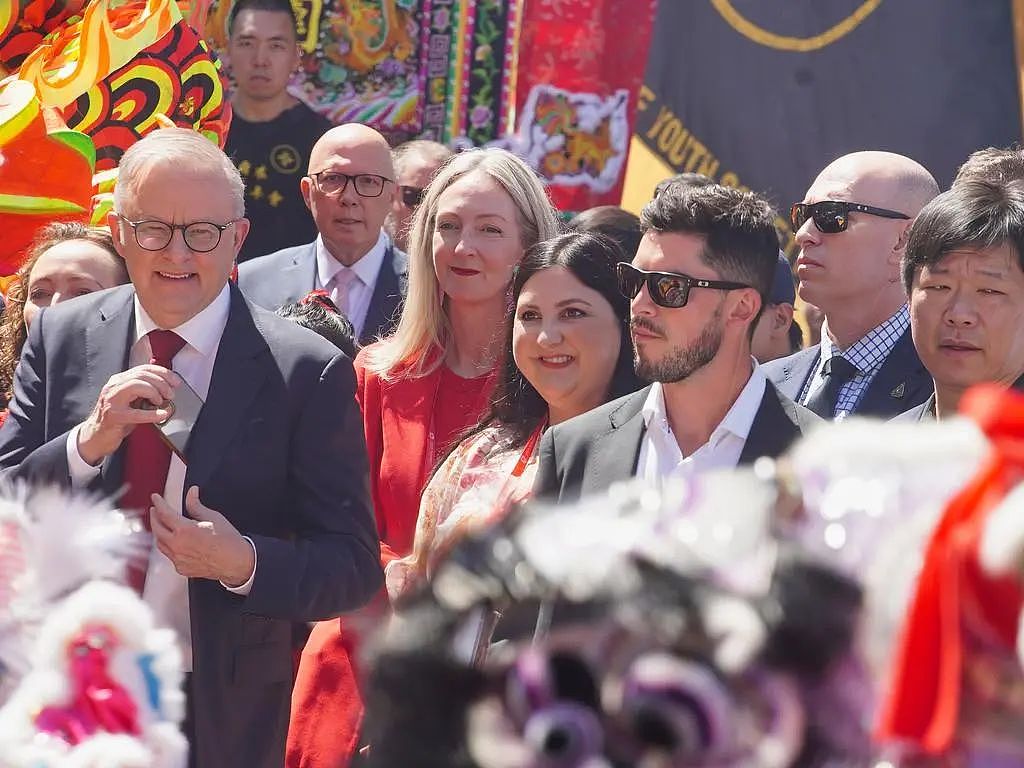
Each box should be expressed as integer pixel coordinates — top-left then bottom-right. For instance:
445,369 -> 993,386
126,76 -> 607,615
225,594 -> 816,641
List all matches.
287,346 -> 494,768
356,346 -> 443,563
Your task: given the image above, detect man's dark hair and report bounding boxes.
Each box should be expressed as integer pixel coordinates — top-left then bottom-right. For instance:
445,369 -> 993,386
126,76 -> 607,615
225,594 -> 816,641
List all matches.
640,183 -> 780,313
277,294 -> 358,358
952,146 -> 1024,187
902,179 -> 1024,292
229,0 -> 298,36
653,172 -> 713,199
568,205 -> 642,260
788,321 -> 803,354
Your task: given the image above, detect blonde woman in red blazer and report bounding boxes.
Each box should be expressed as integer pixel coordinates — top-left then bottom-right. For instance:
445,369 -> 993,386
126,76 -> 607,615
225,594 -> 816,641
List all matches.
287,148 -> 561,768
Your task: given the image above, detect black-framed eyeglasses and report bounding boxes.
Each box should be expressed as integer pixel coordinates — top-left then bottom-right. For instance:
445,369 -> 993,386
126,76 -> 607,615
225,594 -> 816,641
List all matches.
116,214 -> 238,253
399,185 -> 425,208
790,200 -> 910,234
616,262 -> 751,309
308,171 -> 393,197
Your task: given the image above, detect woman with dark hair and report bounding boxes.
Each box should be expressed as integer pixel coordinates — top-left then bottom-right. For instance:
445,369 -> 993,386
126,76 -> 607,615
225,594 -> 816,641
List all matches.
386,231 -> 644,598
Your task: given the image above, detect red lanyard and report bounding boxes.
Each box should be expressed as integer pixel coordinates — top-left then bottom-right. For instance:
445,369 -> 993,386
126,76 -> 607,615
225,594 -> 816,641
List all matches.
511,418 -> 547,478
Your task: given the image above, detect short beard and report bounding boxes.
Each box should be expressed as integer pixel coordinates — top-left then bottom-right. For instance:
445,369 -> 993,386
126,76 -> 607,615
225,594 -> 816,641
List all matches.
634,305 -> 723,383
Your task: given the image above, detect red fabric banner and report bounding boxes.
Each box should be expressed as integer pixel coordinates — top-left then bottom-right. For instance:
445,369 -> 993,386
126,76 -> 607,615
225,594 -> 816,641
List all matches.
513,0 -> 657,212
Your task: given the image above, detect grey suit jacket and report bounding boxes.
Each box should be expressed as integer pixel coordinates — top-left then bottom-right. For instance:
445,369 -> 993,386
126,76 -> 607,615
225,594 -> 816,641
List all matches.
534,382 -> 819,503
893,395 -> 936,422
763,327 -> 932,419
0,284 -> 382,768
236,238 -> 409,345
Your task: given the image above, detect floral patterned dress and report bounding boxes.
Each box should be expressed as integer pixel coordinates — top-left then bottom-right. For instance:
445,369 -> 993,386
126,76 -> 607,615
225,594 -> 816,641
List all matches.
386,422 -> 541,601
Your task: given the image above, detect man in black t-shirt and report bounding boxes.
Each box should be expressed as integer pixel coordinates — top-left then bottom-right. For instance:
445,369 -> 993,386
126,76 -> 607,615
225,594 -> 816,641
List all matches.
224,0 -> 331,263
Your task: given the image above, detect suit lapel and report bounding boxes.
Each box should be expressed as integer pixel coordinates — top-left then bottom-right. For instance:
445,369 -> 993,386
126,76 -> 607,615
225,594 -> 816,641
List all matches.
184,286 -> 270,491
280,244 -> 318,304
360,244 -> 406,345
586,388 -> 647,489
87,288 -> 136,495
776,347 -> 819,401
856,329 -> 931,417
739,385 -> 803,465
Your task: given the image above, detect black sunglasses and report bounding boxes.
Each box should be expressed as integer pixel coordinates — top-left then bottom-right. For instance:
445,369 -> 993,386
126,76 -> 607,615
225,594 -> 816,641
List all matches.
400,185 -> 425,208
790,200 -> 910,234
616,262 -> 750,309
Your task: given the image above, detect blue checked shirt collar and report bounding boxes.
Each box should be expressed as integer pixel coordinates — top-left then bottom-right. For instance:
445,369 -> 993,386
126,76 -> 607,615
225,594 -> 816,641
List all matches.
801,304 -> 910,417
820,304 -> 910,376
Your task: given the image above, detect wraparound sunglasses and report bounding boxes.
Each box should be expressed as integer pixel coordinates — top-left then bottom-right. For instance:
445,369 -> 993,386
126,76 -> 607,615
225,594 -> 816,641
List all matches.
790,200 -> 909,234
616,262 -> 751,309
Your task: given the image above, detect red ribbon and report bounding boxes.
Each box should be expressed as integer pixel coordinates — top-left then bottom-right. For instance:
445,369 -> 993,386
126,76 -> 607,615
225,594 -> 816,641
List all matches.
876,384 -> 1024,753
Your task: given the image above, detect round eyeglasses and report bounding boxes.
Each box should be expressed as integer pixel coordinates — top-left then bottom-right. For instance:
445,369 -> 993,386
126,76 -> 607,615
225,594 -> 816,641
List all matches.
308,171 -> 393,198
116,214 -> 238,253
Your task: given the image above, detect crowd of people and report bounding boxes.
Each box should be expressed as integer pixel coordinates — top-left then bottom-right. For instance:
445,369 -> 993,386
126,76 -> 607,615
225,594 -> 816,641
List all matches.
1,1 -> 1024,767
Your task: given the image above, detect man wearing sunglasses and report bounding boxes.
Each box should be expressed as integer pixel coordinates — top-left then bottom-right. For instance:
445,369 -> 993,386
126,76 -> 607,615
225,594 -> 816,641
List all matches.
238,123 -> 409,345
535,183 -> 818,503
386,139 -> 453,252
763,151 -> 939,419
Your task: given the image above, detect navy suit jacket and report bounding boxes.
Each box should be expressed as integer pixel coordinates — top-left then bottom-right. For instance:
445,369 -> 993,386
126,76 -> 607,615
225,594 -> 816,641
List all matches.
0,284 -> 382,768
534,383 -> 819,503
762,327 -> 932,419
236,238 -> 408,345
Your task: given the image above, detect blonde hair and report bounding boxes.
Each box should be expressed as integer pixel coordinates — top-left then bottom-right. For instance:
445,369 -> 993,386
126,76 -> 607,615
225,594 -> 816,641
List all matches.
366,148 -> 560,379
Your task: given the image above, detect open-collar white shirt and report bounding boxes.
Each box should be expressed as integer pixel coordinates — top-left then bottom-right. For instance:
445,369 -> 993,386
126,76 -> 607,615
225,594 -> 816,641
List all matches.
65,284 -> 254,670
315,230 -> 388,338
636,361 -> 767,489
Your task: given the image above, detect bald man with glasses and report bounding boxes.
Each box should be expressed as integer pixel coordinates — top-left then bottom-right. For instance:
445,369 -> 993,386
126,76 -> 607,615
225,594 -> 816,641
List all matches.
238,123 -> 409,345
764,151 -> 939,419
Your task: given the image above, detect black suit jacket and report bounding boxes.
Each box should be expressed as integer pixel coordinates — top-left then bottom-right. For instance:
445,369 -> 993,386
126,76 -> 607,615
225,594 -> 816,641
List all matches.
762,327 -> 932,419
534,382 -> 819,503
0,284 -> 382,768
236,238 -> 408,345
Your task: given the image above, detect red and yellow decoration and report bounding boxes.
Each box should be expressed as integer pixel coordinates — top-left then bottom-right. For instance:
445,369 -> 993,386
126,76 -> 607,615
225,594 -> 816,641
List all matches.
17,0 -> 230,170
0,0 -> 229,279
0,78 -> 95,278
0,1 -> 89,72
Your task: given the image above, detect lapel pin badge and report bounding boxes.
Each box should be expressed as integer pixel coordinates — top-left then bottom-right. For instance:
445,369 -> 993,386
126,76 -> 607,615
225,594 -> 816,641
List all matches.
890,382 -> 906,399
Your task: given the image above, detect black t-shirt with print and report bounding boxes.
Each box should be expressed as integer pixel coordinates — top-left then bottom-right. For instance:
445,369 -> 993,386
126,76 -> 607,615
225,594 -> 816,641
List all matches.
225,101 -> 332,263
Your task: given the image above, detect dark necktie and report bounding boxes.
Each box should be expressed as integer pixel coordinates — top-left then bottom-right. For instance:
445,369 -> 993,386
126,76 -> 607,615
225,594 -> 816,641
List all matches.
122,330 -> 186,592
804,355 -> 858,418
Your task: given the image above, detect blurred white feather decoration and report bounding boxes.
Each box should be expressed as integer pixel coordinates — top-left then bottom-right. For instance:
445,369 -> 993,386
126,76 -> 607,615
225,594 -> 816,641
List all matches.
0,484 -> 186,768
0,485 -> 146,681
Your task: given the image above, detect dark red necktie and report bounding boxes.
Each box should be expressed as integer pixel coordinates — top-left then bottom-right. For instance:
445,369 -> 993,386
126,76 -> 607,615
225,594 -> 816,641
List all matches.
122,330 -> 186,592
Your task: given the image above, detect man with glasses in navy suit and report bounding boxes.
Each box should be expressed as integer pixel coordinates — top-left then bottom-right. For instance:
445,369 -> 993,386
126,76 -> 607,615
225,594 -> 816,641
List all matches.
0,128 -> 381,767
238,123 -> 408,345
764,151 -> 939,419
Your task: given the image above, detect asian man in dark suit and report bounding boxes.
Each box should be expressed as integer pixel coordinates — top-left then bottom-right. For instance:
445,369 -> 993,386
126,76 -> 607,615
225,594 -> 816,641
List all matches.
536,183 -> 818,503
0,128 -> 382,768
237,123 -> 408,345
764,151 -> 939,419
897,179 -> 1024,422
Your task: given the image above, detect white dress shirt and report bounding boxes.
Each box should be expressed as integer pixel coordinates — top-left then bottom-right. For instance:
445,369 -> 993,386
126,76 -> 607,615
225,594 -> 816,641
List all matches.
65,284 -> 255,670
636,363 -> 768,489
315,230 -> 388,338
